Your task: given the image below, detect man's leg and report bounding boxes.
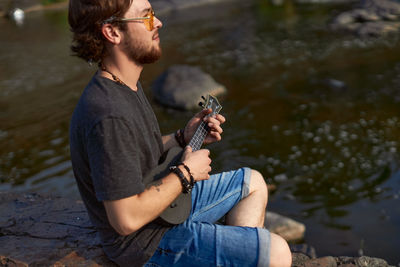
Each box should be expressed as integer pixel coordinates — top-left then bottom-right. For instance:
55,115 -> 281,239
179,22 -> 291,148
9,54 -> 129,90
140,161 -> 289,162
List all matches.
225,169 -> 268,227
147,168 -> 291,267
225,169 -> 292,267
147,221 -> 268,267
269,232 -> 292,267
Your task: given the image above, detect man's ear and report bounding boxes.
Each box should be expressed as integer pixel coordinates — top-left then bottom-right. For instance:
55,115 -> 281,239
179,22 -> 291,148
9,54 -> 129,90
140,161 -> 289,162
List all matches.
101,24 -> 122,45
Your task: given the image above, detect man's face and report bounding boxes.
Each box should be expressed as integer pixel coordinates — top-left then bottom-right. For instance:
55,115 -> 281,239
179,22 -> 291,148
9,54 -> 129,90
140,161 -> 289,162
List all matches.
121,0 -> 162,64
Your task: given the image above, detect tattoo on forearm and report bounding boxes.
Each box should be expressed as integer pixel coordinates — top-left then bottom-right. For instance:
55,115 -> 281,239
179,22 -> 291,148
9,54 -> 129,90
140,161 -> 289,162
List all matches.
146,180 -> 163,192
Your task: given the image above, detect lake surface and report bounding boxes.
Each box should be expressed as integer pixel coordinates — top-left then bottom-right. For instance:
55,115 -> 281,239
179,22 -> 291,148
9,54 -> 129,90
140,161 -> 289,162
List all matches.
1,0 -> 399,264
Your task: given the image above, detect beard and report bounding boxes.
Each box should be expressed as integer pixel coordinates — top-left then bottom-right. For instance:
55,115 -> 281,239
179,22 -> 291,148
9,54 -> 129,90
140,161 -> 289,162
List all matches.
122,31 -> 162,65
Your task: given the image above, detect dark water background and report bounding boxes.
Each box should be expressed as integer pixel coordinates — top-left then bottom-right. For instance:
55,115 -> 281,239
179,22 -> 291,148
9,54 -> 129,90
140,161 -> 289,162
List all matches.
1,0 -> 400,264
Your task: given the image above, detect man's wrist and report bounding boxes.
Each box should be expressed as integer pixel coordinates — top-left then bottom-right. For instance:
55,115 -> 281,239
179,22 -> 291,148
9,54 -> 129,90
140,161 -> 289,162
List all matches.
174,128 -> 187,148
178,162 -> 195,186
169,165 -> 193,194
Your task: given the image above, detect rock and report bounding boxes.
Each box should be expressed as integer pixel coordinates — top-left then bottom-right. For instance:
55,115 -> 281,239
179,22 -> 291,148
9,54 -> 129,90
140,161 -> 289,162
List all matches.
264,211 -> 306,242
362,0 -> 400,16
357,21 -> 400,37
304,256 -> 337,267
330,0 -> 400,36
0,192 -> 115,266
290,244 -> 318,259
152,65 -> 226,110
0,255 -> 28,267
292,252 -> 312,265
354,256 -> 393,267
292,255 -> 395,267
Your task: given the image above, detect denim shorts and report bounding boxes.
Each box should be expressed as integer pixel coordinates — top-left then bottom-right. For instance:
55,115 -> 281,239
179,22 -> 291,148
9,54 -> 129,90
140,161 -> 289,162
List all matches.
145,167 -> 271,267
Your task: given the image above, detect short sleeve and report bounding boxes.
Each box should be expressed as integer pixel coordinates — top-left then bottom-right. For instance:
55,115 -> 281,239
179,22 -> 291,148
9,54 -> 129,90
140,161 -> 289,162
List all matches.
87,117 -> 145,201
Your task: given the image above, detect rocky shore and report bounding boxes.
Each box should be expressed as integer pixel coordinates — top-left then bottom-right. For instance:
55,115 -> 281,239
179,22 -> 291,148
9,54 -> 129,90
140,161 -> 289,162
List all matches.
0,192 -> 394,267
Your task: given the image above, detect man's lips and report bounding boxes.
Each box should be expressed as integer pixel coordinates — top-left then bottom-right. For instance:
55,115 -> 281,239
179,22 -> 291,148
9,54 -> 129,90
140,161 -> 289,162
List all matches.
153,32 -> 159,40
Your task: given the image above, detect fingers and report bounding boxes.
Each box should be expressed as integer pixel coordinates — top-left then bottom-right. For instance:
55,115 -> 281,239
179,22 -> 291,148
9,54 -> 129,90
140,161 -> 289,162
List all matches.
198,148 -> 211,158
215,114 -> 226,124
196,108 -> 212,119
208,122 -> 223,135
205,114 -> 225,124
199,149 -> 212,163
181,148 -> 212,181
203,113 -> 225,123
207,131 -> 222,142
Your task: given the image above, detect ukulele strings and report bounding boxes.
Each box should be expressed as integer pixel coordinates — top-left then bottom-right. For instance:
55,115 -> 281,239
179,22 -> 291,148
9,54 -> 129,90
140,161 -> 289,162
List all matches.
188,121 -> 209,151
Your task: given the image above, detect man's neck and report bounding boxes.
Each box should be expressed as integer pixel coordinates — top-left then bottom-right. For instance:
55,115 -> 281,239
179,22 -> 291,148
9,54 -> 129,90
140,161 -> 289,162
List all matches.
100,55 -> 143,91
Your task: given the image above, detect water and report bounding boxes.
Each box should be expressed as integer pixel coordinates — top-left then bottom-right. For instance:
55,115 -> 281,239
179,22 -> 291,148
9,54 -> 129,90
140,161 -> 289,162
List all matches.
1,0 -> 400,264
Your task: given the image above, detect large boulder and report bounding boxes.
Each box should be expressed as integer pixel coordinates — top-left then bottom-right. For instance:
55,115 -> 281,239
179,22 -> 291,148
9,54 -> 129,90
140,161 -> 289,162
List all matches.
152,65 -> 226,110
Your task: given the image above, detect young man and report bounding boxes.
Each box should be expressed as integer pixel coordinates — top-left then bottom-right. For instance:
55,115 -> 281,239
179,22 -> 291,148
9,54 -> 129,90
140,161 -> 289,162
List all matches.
68,0 -> 292,266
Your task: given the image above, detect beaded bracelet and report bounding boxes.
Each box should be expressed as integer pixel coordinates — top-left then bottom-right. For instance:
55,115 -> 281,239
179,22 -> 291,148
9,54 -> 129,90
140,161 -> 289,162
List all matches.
178,162 -> 195,186
169,165 -> 193,194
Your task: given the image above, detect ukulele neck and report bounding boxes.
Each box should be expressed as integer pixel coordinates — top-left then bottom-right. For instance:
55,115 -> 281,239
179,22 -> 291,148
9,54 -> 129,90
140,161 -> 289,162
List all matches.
188,121 -> 209,151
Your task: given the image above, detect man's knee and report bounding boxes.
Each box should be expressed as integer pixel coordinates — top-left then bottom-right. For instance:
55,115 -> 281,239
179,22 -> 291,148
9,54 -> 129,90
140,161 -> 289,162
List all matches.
249,169 -> 268,203
269,233 -> 292,267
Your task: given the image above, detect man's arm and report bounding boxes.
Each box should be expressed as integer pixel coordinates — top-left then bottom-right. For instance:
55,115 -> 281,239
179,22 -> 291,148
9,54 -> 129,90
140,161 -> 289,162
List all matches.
162,133 -> 180,152
103,147 -> 211,236
103,169 -> 184,235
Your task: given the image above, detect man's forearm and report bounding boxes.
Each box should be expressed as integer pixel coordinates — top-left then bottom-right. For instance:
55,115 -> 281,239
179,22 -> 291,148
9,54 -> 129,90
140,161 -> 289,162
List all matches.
162,132 -> 180,152
104,169 -> 186,235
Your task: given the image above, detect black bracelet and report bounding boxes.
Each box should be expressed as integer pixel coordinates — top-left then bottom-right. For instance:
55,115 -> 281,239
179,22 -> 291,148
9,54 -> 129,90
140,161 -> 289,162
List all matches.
169,165 -> 193,194
178,162 -> 195,186
174,129 -> 187,148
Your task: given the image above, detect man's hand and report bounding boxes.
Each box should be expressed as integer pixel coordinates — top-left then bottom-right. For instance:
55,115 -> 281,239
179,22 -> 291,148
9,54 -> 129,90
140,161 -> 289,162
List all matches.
184,108 -> 226,145
181,146 -> 212,181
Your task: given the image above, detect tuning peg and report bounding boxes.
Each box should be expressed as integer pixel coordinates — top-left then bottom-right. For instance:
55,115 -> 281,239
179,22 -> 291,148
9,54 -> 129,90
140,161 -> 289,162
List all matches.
198,102 -> 205,108
201,96 -> 206,100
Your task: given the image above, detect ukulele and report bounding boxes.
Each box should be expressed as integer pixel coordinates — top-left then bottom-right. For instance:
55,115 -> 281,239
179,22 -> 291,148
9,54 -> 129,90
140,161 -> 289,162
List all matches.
144,95 -> 222,225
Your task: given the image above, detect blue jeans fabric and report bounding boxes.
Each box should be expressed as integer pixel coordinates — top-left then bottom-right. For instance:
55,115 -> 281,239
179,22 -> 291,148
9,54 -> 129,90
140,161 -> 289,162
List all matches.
145,167 -> 271,267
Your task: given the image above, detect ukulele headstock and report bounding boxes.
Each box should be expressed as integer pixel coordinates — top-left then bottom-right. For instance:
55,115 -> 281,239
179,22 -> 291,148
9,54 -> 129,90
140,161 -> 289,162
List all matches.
200,95 -> 222,115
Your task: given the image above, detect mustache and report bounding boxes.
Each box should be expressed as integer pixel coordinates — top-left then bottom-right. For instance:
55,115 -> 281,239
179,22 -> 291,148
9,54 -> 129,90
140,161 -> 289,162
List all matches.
152,31 -> 159,39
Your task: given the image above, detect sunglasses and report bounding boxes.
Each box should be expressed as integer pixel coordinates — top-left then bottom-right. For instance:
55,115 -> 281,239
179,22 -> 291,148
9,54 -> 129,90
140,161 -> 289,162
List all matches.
103,9 -> 155,31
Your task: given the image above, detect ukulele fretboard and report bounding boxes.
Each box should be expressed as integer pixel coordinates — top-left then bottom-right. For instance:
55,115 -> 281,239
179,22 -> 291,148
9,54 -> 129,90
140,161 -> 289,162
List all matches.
188,121 -> 209,151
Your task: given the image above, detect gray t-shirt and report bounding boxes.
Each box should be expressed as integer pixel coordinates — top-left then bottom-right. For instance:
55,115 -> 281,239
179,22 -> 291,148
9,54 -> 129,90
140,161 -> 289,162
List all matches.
69,74 -> 171,266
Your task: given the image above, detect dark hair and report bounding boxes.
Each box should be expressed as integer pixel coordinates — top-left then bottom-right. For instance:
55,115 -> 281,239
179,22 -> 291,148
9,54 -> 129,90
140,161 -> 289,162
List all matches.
68,0 -> 132,63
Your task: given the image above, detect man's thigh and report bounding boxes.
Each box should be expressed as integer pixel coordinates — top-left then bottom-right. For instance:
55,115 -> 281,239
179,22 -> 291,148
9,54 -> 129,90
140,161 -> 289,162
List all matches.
145,221 -> 270,267
189,167 -> 251,223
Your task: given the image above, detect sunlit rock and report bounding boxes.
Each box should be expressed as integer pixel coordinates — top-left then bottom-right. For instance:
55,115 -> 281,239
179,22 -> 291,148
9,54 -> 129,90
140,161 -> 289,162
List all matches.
152,65 -> 226,110
265,211 -> 305,242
